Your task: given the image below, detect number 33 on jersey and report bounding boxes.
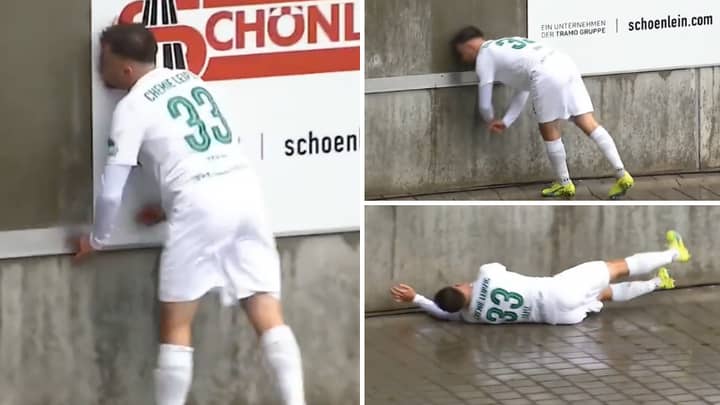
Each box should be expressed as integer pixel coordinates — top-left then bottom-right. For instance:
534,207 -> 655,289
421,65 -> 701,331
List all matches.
107,68 -> 248,196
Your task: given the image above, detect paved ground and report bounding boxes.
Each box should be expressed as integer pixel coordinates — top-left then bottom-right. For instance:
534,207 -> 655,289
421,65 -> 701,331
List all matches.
365,286 -> 720,405
374,172 -> 720,201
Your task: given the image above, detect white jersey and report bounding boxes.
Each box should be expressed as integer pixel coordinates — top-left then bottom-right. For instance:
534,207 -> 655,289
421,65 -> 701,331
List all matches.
107,68 -> 250,212
460,263 -> 551,324
107,68 -> 280,304
414,261 -> 609,325
475,37 -> 556,91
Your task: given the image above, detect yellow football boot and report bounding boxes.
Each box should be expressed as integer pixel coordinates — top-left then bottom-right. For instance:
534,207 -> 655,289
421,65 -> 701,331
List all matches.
609,171 -> 634,200
541,182 -> 576,198
656,267 -> 676,290
666,230 -> 691,263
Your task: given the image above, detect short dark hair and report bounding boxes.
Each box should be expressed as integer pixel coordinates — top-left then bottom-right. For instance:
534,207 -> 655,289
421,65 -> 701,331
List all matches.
450,26 -> 484,49
100,23 -> 158,64
434,287 -> 466,313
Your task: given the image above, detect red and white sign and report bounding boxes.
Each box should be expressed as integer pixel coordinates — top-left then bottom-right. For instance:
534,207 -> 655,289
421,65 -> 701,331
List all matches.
92,0 -> 363,246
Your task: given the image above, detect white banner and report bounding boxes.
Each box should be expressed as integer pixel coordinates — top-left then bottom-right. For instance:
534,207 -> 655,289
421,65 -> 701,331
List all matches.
91,0 -> 363,246
528,0 -> 719,75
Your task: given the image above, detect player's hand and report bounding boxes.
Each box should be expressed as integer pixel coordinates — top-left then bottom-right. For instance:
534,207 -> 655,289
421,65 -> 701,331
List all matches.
488,120 -> 506,134
390,284 -> 416,303
72,234 -> 95,263
136,204 -> 166,226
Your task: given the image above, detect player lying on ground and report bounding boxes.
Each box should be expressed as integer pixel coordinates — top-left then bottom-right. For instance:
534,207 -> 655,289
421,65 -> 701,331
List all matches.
72,24 -> 305,405
391,231 -> 689,325
451,26 -> 634,199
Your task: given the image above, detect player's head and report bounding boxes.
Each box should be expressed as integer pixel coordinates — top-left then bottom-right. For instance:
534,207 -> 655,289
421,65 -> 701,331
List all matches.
451,26 -> 485,64
434,283 -> 472,312
100,23 -> 157,90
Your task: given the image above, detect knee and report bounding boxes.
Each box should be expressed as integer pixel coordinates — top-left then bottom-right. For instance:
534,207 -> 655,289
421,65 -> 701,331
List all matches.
538,123 -> 561,141
244,293 -> 285,336
159,323 -> 193,346
574,114 -> 599,135
541,132 -> 562,142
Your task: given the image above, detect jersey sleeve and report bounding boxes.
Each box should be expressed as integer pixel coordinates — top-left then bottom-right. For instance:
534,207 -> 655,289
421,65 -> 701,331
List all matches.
475,51 -> 495,87
478,83 -> 495,123
106,99 -> 145,166
89,164 -> 133,249
502,91 -> 529,127
413,294 -> 462,321
477,262 -> 508,278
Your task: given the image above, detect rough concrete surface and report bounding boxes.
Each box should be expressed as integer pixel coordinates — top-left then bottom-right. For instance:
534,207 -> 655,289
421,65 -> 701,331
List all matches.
366,0 -> 527,77
366,286 -> 720,404
0,0 -> 92,230
371,172 -> 720,201
366,206 -> 720,312
0,233 -> 360,405
366,69 -> 705,197
700,67 -> 720,170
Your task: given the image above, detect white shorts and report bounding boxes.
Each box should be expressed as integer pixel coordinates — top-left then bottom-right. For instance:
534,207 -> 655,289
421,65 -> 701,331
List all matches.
530,52 -> 594,124
158,170 -> 281,304
544,261 -> 610,325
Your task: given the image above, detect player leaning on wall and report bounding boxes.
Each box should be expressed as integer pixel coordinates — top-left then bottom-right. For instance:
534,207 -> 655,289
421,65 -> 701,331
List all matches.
73,23 -> 306,405
452,26 -> 634,199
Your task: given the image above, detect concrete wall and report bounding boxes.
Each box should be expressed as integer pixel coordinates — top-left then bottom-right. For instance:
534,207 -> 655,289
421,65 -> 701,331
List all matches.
0,232 -> 359,405
365,0 -> 720,198
366,206 -> 720,312
0,0 -> 91,230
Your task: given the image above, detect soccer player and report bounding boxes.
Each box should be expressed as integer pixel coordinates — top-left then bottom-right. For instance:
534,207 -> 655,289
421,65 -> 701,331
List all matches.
73,24 -> 305,405
451,26 -> 634,199
390,231 -> 689,325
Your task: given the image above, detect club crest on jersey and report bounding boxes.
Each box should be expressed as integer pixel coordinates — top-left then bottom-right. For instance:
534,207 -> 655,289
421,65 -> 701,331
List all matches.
108,138 -> 119,156
118,0 -> 361,81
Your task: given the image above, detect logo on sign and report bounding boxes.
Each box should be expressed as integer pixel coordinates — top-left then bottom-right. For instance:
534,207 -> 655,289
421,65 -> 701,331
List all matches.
118,0 -> 361,80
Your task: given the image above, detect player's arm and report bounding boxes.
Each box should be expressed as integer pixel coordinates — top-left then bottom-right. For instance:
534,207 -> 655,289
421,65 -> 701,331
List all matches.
74,100 -> 144,259
501,91 -> 529,128
476,53 -> 496,124
390,284 -> 461,321
89,164 -> 133,249
478,83 -> 495,124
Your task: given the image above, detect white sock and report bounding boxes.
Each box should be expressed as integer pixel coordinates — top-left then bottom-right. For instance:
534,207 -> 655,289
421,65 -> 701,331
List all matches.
544,139 -> 571,185
610,279 -> 659,302
625,250 -> 678,277
155,344 -> 194,405
590,126 -> 625,178
261,325 -> 306,405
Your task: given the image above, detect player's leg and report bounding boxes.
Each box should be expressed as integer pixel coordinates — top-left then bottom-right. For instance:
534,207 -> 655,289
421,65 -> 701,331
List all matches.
605,230 -> 691,283
539,120 -> 576,198
573,111 -> 626,178
599,267 -> 676,302
243,293 -> 306,405
573,112 -> 633,199
573,113 -> 624,176
530,64 -> 576,199
155,300 -> 200,405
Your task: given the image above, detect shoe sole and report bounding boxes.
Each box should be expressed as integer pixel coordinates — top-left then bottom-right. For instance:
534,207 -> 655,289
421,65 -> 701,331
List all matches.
542,189 -> 576,198
542,194 -> 576,199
